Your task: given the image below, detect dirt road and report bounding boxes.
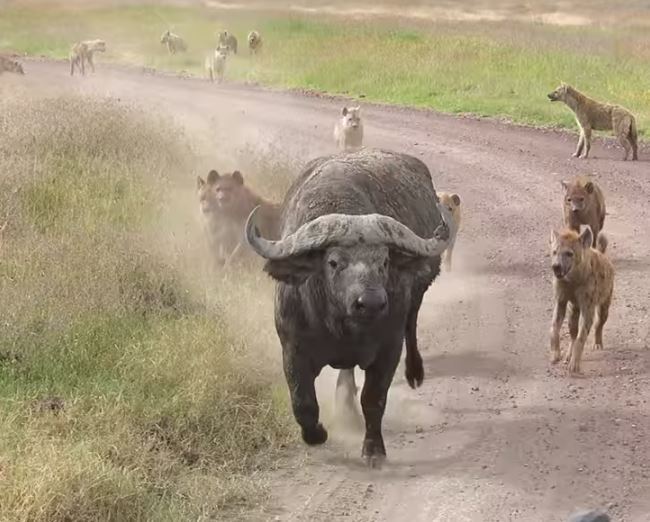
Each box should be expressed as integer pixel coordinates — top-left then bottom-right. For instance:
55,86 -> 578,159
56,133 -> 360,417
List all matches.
16,60 -> 650,521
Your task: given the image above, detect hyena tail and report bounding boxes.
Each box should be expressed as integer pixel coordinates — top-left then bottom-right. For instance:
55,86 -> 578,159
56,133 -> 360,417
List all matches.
629,118 -> 639,160
596,232 -> 608,254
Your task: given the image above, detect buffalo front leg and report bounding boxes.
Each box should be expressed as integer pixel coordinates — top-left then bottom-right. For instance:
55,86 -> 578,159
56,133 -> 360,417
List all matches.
404,286 -> 426,388
283,350 -> 327,445
360,344 -> 401,468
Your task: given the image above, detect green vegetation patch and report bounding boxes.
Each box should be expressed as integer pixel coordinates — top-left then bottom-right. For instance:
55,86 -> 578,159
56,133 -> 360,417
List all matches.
0,95 -> 293,521
2,5 -> 650,133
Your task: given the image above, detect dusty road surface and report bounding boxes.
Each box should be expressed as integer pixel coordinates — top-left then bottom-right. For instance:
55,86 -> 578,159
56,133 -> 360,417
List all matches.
13,60 -> 650,522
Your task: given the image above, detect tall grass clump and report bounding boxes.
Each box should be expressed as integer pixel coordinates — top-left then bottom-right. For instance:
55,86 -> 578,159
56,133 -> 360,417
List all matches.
0,95 -> 293,521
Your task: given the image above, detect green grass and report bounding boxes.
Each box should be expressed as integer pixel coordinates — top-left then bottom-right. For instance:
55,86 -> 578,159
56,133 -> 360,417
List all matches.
0,95 -> 295,521
2,4 -> 650,134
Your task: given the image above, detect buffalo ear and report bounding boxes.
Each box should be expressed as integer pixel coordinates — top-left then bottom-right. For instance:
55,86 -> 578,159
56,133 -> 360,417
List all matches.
263,252 -> 323,285
390,251 -> 434,279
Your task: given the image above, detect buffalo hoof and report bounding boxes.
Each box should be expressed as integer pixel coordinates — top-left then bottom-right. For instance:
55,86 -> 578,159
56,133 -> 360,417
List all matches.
405,352 -> 424,389
364,453 -> 386,469
301,423 -> 328,445
362,438 -> 386,468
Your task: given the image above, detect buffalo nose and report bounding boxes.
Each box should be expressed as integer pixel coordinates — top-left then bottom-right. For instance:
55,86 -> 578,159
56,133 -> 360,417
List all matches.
353,288 -> 388,317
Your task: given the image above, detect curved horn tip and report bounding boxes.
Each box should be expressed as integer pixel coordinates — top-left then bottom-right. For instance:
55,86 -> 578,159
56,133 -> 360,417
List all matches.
245,205 -> 262,242
433,222 -> 450,242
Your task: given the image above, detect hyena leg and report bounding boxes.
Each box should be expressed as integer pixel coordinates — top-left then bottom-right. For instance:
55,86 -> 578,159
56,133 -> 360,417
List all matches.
70,58 -> 75,76
335,369 -> 362,429
568,302 -> 580,341
581,127 -> 592,159
573,130 -> 585,158
567,304 -> 595,375
443,241 -> 454,271
87,53 -> 95,73
550,300 -> 568,364
593,298 -> 611,351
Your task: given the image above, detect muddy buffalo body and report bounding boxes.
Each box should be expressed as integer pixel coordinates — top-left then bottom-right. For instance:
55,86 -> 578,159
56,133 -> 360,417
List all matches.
246,148 -> 450,466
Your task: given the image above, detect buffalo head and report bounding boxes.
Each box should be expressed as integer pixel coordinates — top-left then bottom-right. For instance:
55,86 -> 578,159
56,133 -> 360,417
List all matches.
246,208 -> 450,329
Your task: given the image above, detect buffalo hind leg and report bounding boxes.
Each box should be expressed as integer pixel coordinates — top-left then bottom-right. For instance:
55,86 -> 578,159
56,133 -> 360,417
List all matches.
405,286 -> 426,388
283,350 -> 327,445
361,343 -> 401,468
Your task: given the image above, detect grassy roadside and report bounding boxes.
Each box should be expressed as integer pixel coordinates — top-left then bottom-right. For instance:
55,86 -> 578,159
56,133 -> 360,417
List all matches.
0,94 -> 295,521
2,4 -> 650,134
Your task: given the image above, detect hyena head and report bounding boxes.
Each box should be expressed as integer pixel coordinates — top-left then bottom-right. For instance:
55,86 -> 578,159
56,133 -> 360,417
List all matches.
196,169 -> 244,214
218,31 -> 229,45
547,83 -> 569,102
160,31 -> 170,44
91,40 -> 107,52
341,106 -> 362,129
216,45 -> 229,59
550,227 -> 592,280
562,177 -> 594,213
438,192 -> 461,219
8,60 -> 25,75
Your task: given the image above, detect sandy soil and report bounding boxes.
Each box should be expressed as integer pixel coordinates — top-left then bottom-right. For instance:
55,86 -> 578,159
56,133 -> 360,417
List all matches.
10,60 -> 650,522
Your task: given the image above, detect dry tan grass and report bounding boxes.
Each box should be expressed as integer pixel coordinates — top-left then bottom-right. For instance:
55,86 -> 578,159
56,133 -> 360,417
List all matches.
0,94 -> 296,521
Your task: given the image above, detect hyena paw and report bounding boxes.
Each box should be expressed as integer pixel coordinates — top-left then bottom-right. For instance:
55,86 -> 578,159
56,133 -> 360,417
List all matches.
567,357 -> 582,376
550,350 -> 562,364
593,343 -> 603,351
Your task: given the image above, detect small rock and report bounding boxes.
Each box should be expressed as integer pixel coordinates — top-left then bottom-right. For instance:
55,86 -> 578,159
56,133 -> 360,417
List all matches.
471,386 -> 480,392
567,509 -> 610,522
415,426 -> 424,434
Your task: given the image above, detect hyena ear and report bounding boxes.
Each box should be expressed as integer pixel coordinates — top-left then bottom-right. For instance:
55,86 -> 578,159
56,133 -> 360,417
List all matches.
584,181 -> 594,194
207,170 -> 220,184
232,170 -> 244,185
197,176 -> 206,190
550,229 -> 559,245
354,106 -> 361,113
560,180 -> 569,191
341,107 -> 348,116
579,226 -> 593,249
451,193 -> 461,206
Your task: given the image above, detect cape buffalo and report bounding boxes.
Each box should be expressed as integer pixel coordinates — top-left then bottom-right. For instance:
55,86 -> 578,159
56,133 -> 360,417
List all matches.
246,148 -> 450,467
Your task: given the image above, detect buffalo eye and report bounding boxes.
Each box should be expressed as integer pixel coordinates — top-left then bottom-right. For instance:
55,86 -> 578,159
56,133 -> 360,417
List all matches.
328,259 -> 338,269
383,258 -> 389,269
